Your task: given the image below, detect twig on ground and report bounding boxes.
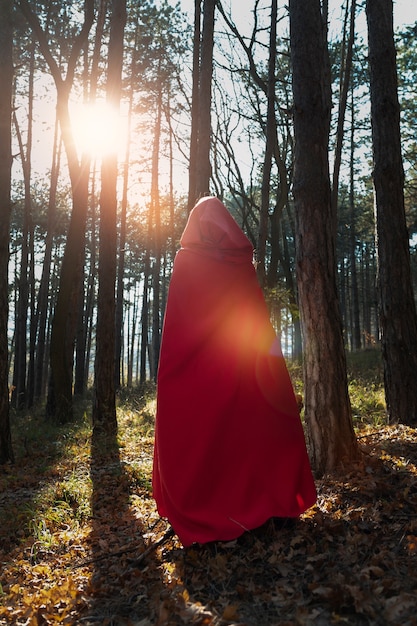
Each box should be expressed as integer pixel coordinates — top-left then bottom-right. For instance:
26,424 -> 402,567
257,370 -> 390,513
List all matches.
72,525 -> 174,569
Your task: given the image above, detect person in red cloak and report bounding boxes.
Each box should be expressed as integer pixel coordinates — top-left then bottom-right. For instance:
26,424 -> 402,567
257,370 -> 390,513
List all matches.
152,196 -> 316,546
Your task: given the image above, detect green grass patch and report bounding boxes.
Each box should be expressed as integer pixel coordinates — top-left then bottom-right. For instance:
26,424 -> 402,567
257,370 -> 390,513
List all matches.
346,349 -> 386,427
1,386 -> 157,555
287,348 -> 386,427
346,348 -> 383,383
1,364 -> 386,558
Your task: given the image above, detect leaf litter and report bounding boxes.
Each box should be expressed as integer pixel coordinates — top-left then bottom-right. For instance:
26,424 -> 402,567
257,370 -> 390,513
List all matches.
1,409 -> 417,626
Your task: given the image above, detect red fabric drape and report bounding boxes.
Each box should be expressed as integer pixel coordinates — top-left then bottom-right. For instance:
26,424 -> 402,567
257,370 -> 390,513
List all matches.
152,196 -> 316,546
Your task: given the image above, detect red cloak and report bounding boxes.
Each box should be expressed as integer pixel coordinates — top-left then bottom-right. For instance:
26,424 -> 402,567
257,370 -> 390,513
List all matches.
152,196 -> 316,546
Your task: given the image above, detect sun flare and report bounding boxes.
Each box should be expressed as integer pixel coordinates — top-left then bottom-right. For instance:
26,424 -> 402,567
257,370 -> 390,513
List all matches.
71,101 -> 126,158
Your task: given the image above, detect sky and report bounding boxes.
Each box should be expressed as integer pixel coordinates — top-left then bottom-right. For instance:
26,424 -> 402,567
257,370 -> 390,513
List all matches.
26,0 -> 417,189
179,0 -> 417,32
392,0 -> 417,28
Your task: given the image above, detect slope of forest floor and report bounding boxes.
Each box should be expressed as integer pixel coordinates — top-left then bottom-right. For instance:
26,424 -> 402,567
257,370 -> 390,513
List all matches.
1,367 -> 417,625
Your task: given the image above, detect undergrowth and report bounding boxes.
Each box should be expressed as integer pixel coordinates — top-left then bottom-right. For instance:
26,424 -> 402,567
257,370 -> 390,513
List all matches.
1,353 -> 404,626
288,348 -> 387,429
1,357 -> 386,555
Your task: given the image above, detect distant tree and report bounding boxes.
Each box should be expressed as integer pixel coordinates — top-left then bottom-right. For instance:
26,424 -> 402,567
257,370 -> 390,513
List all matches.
213,1 -> 296,341
150,87 -> 163,378
396,23 -> 417,233
0,0 -> 14,464
18,0 -> 95,423
331,0 -> 356,235
347,100 -> 362,351
11,39 -> 37,410
257,0 -> 278,288
115,17 -> 135,390
93,0 -> 126,434
366,0 -> 417,425
34,119 -> 61,402
289,0 -> 359,474
74,0 -> 107,398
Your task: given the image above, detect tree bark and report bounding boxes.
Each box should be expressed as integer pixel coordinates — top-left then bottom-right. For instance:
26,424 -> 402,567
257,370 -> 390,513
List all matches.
140,261 -> 150,385
74,0 -> 106,397
188,0 -> 201,211
349,91 -> 361,350
257,0 -> 277,287
366,0 -> 417,425
93,0 -> 126,434
18,0 -> 95,423
11,104 -> 32,410
289,0 -> 359,475
0,0 -> 14,464
115,37 -> 134,390
34,119 -> 60,402
151,87 -> 163,379
331,0 -> 356,234
195,0 -> 215,199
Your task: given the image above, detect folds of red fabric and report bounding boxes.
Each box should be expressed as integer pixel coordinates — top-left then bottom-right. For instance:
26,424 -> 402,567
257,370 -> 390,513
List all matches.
152,197 -> 316,546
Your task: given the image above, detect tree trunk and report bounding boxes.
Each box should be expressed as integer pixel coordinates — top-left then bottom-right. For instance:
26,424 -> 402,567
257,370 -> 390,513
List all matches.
151,86 -> 163,379
93,0 -> 126,434
349,92 -> 361,350
11,109 -> 32,410
140,266 -> 150,385
25,42 -> 37,408
75,1 -> 106,397
18,0 -> 95,422
115,73 -> 133,390
289,0 -> 359,475
188,0 -> 201,211
331,0 -> 356,234
366,0 -> 417,425
34,120 -> 60,402
127,285 -> 139,387
195,0 -> 215,198
257,0 -> 277,287
11,41 -> 37,409
0,0 -> 14,464
47,161 -> 89,422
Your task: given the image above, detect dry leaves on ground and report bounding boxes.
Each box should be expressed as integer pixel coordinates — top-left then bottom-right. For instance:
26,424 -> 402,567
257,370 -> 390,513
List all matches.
0,423 -> 416,625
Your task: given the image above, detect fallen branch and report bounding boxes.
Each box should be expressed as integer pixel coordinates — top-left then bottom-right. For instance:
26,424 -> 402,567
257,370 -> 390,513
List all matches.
128,527 -> 175,566
73,526 -> 175,569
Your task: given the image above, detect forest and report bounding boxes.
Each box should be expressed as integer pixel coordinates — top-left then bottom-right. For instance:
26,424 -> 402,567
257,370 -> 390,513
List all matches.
0,0 -> 417,623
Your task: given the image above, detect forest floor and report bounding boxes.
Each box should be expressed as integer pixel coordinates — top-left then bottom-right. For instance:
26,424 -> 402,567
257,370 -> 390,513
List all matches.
1,375 -> 417,625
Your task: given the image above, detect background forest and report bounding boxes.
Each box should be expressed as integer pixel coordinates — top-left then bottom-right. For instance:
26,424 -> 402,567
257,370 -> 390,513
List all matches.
1,1 -> 417,624
1,0 -> 417,465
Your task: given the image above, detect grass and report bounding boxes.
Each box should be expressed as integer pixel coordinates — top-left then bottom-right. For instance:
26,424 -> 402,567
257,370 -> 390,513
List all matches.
346,349 -> 387,427
2,356 -> 386,553
287,348 -> 387,429
3,351 -> 411,625
1,387 -> 155,546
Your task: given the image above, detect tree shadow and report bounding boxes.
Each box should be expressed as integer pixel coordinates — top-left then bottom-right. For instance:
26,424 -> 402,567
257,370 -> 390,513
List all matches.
0,407 -> 89,556
84,426 -> 166,623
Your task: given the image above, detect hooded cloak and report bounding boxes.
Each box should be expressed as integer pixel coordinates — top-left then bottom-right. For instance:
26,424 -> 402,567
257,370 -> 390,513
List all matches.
152,196 -> 316,546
